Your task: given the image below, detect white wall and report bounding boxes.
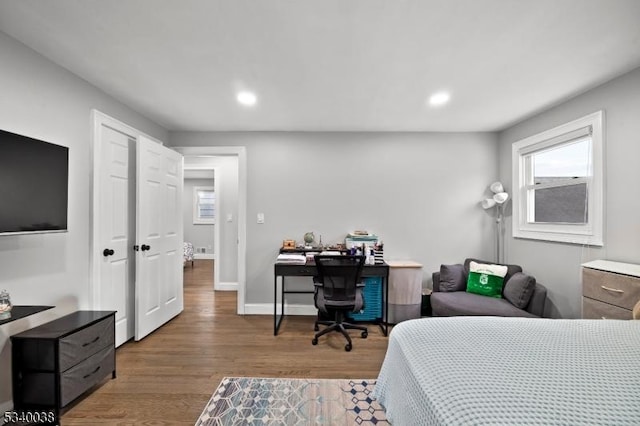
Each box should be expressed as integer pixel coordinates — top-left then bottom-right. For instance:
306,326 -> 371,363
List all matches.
0,32 -> 167,412
170,131 -> 499,305
498,66 -> 640,318
183,178 -> 215,256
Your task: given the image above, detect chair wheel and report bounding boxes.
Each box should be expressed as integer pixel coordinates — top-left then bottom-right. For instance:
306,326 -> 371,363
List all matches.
312,338 -> 318,345
345,343 -> 352,352
361,331 -> 368,338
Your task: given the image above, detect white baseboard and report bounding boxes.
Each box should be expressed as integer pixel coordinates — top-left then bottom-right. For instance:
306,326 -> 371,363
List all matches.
244,303 -> 317,316
194,253 -> 214,260
215,281 -> 238,291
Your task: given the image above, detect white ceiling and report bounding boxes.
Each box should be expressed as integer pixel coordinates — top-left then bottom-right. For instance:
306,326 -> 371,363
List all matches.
1,0 -> 639,132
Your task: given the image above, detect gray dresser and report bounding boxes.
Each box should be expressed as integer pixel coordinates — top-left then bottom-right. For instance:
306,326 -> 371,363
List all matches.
11,310 -> 116,414
582,260 -> 640,319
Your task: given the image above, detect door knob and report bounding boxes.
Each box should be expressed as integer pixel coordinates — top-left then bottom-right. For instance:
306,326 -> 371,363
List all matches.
141,244 -> 151,252
103,249 -> 115,257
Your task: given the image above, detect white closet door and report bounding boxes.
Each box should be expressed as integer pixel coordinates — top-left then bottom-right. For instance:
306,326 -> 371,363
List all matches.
135,135 -> 183,341
97,125 -> 135,347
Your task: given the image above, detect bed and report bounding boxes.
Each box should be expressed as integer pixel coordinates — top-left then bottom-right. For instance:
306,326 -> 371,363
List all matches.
373,317 -> 640,425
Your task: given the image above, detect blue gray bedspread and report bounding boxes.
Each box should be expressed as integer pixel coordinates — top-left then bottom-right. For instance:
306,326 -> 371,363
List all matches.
373,317 -> 640,425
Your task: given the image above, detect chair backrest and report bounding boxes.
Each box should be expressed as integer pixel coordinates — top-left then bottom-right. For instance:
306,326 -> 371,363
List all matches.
314,255 -> 365,303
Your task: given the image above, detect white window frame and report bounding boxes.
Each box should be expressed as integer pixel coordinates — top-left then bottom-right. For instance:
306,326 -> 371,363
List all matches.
193,186 -> 215,224
512,111 -> 604,246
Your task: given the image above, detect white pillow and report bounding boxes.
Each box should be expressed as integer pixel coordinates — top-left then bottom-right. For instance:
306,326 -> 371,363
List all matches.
469,261 -> 508,277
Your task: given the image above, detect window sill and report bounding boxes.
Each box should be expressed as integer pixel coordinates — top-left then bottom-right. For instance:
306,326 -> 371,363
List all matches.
514,230 -> 603,246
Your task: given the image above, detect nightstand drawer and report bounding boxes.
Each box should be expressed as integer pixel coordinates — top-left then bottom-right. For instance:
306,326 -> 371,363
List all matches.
582,267 -> 640,310
60,345 -> 115,407
59,315 -> 114,372
582,297 -> 632,320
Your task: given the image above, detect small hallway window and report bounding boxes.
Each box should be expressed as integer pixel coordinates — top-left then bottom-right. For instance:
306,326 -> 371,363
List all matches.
512,111 -> 603,246
194,186 -> 215,224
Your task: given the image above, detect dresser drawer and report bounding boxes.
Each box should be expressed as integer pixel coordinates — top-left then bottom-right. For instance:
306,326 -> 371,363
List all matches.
59,316 -> 114,372
11,311 -> 116,412
582,268 -> 640,310
60,345 -> 115,407
582,297 -> 632,320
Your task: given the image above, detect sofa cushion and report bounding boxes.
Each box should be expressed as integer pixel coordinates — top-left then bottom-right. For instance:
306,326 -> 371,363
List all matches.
503,272 -> 536,309
466,261 -> 508,298
439,264 -> 466,292
464,258 -> 522,284
430,291 -> 538,318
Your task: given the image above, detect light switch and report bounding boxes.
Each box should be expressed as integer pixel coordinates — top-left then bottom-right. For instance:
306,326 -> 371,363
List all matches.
257,213 -> 265,224
226,213 -> 233,222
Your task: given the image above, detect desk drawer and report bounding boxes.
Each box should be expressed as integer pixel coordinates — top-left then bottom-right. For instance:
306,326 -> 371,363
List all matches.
275,264 -> 317,276
362,264 -> 389,277
582,297 -> 632,320
59,315 -> 114,372
582,268 -> 640,310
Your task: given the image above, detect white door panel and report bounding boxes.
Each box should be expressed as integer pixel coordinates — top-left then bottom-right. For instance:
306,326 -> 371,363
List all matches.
163,157 -> 182,316
98,125 -> 135,347
135,136 -> 183,340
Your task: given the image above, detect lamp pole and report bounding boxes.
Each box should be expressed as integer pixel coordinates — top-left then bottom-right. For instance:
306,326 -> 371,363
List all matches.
495,204 -> 503,264
481,182 -> 509,264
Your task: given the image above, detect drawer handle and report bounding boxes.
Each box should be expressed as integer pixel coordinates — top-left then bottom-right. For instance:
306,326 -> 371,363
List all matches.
83,366 -> 101,379
601,285 -> 624,294
82,336 -> 100,347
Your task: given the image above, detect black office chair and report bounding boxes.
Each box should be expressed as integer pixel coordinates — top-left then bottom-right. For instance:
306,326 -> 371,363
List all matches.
312,254 -> 368,351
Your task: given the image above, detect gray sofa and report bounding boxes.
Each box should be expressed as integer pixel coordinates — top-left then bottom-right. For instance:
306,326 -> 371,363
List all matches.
431,258 -> 547,318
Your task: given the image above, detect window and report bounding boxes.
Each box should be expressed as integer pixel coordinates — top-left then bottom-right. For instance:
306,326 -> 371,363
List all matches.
512,111 -> 603,245
193,186 -> 215,224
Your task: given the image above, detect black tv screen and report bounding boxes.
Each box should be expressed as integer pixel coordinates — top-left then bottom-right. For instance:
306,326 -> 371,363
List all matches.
0,128 -> 69,235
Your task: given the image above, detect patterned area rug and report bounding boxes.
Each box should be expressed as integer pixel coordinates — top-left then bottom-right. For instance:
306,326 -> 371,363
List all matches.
195,377 -> 389,425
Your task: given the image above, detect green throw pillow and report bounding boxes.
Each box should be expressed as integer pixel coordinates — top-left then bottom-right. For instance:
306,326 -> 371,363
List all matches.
466,261 -> 508,298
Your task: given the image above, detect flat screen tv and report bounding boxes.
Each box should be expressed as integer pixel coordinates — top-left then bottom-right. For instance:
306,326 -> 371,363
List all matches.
0,128 -> 69,236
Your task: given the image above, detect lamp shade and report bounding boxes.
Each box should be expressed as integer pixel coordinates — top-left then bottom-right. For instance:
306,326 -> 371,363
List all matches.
489,181 -> 504,194
481,198 -> 496,209
493,192 -> 509,204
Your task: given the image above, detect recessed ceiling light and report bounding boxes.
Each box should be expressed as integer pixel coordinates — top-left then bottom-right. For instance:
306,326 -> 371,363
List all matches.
237,91 -> 257,106
428,91 -> 450,107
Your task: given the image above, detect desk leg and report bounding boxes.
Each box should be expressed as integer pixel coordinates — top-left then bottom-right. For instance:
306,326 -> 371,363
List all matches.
281,276 -> 285,324
274,275 -> 286,336
380,275 -> 389,336
274,274 -> 279,335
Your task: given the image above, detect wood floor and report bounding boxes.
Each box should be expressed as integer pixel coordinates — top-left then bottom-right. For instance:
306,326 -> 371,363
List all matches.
62,260 -> 391,425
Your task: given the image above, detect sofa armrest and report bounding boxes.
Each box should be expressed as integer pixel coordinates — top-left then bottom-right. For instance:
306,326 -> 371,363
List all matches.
525,282 -> 547,317
432,272 -> 441,292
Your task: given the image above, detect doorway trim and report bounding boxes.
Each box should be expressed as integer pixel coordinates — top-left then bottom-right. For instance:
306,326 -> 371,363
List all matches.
173,146 -> 247,315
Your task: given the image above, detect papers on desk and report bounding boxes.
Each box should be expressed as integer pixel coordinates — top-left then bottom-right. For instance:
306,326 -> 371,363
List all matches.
276,253 -> 307,264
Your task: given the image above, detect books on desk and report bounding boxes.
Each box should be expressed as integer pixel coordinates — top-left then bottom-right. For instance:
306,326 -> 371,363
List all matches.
345,232 -> 378,248
276,253 -> 307,265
